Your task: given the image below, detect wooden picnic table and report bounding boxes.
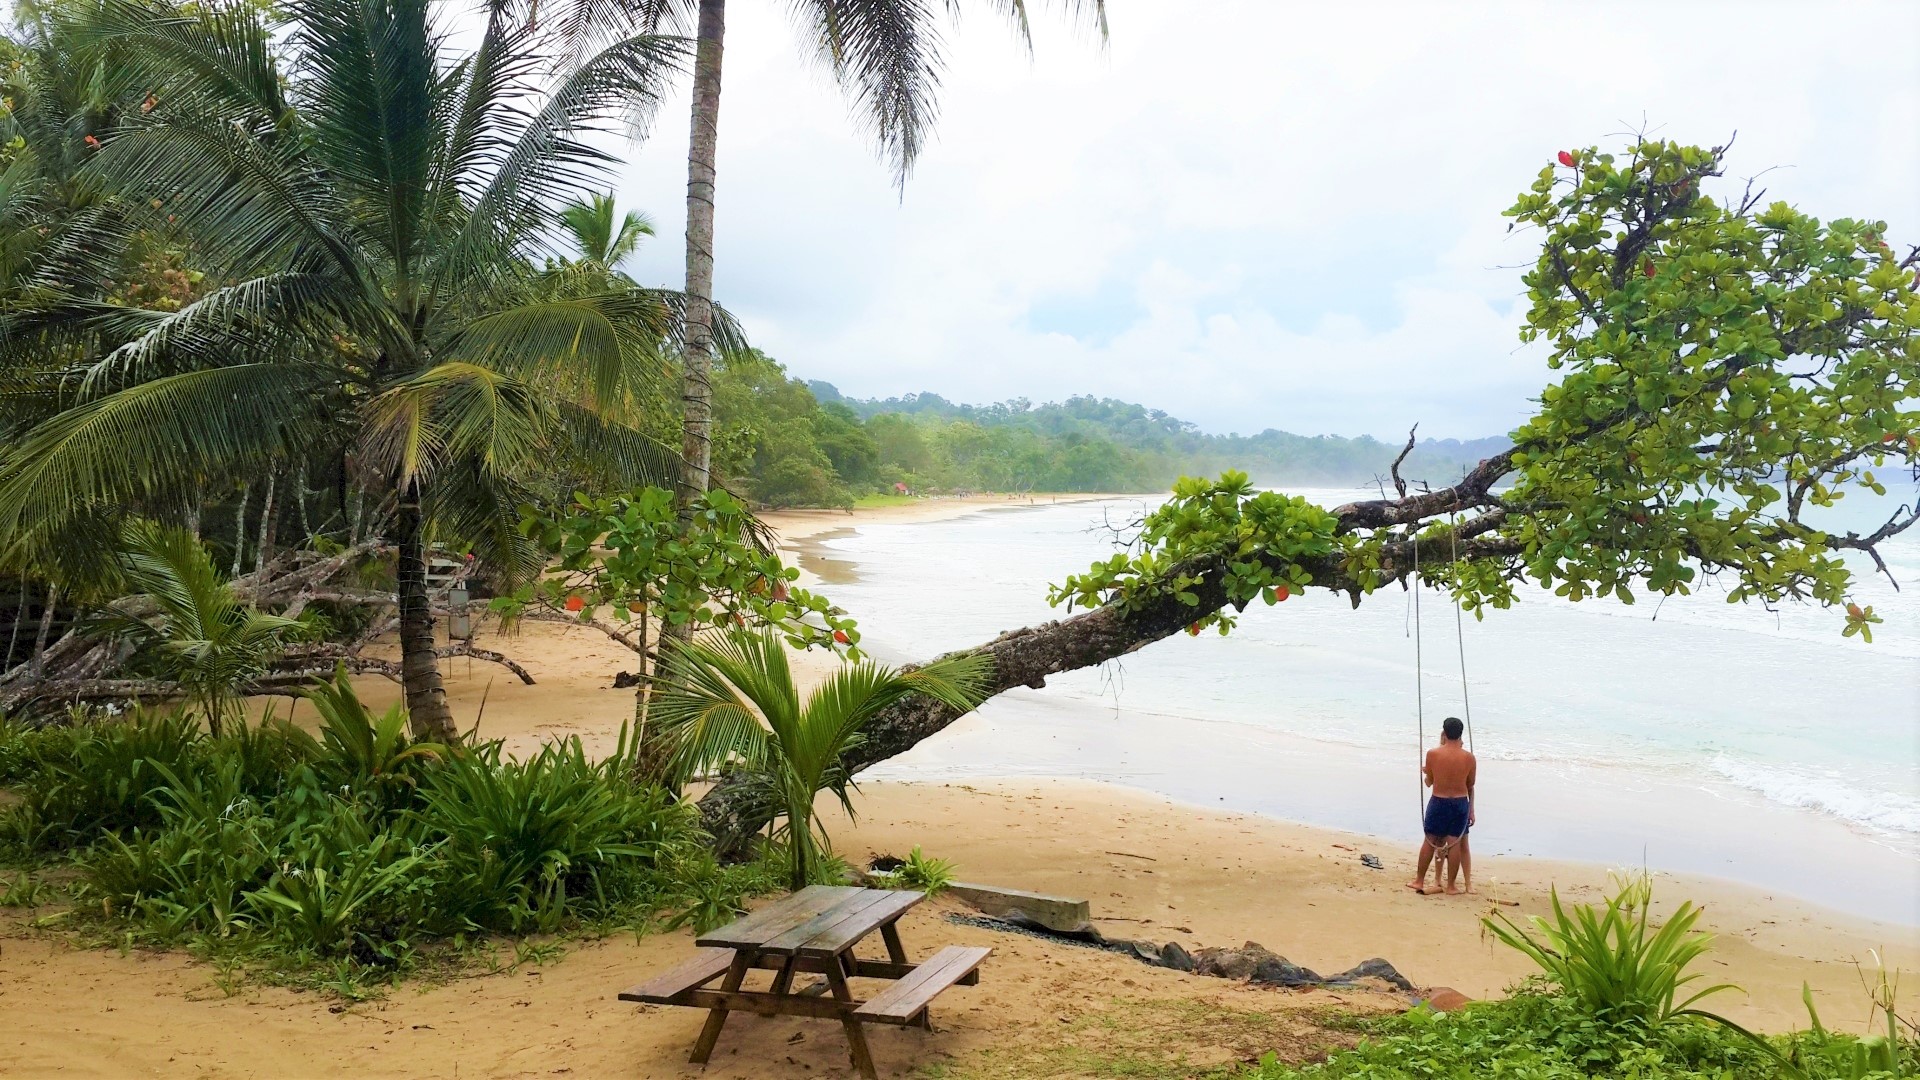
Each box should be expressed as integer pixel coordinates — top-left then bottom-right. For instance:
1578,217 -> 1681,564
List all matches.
620,885 -> 990,1079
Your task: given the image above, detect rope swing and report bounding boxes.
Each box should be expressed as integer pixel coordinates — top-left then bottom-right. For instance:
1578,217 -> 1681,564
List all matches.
1409,516 -> 1476,813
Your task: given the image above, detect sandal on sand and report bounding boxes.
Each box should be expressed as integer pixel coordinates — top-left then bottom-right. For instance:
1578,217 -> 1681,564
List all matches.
1360,853 -> 1383,870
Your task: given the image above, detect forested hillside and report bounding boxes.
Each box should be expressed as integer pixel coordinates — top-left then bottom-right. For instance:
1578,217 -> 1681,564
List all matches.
695,349 -> 1504,506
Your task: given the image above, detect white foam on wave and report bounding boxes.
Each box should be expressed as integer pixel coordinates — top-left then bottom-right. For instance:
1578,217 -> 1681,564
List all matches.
1708,754 -> 1920,837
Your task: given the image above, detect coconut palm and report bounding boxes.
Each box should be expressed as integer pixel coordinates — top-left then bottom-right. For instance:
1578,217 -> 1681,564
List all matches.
525,0 -> 1108,499
0,0 -> 730,738
559,192 -> 655,273
652,627 -> 988,890
89,520 -> 306,734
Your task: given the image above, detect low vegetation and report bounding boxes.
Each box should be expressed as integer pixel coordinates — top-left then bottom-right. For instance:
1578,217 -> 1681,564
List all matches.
0,679 -> 786,995
1245,876 -> 1915,1080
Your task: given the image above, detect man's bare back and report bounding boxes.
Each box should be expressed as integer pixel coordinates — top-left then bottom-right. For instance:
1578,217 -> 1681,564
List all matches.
1425,743 -> 1476,798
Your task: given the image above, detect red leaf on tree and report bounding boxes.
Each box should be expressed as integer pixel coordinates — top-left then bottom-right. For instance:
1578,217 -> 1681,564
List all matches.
833,628 -> 849,644
1557,150 -> 1575,167
564,594 -> 585,612
1643,260 -> 1656,278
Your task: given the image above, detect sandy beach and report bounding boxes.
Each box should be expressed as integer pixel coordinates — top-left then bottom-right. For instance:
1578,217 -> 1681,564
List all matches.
4,493 -> 1914,1077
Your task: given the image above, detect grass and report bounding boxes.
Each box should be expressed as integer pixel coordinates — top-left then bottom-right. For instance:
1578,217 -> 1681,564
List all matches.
853,493 -> 923,509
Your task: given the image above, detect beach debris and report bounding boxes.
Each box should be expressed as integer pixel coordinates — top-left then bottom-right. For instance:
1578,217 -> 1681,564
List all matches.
612,670 -> 641,688
1103,850 -> 1157,862
943,881 -> 1093,935
1359,853 -> 1383,870
1421,987 -> 1473,1012
946,914 -> 1419,998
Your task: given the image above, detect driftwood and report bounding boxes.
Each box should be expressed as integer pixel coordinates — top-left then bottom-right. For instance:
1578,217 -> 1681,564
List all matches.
0,542 -> 534,714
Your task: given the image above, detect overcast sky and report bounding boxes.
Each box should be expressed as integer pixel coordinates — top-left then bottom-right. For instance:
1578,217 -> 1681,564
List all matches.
606,1 -> 1920,441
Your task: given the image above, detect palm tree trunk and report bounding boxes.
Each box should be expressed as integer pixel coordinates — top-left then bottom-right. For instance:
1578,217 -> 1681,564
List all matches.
393,481 -> 456,741
677,0 -> 726,503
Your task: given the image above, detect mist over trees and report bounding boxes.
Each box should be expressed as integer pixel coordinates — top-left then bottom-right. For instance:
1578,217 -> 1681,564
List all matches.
695,351 -> 1505,507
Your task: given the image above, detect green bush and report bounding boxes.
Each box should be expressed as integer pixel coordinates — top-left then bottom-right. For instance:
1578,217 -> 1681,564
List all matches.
415,736 -> 694,934
10,710 -> 202,849
0,695 -> 730,993
1484,872 -> 1734,1029
1245,991 -> 1915,1079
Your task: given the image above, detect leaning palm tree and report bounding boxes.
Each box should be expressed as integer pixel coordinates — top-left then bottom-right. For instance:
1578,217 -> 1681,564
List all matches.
559,192 -> 655,272
652,627 -> 988,891
0,0 -> 728,738
89,520 -> 306,735
525,0 -> 1108,500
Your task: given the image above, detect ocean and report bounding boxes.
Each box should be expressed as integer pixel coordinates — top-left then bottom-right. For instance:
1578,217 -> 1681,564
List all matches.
812,490 -> 1920,925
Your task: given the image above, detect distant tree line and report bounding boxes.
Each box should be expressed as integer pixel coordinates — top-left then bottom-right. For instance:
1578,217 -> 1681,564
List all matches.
690,353 -> 1506,506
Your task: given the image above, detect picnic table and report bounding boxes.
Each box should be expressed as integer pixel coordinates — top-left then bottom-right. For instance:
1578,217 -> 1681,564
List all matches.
620,885 -> 990,1079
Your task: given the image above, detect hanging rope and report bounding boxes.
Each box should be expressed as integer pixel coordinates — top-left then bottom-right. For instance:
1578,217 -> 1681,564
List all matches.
1412,528 -> 1425,822
1449,514 -> 1474,755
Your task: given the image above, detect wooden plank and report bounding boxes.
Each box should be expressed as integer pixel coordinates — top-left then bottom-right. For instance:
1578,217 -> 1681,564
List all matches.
880,922 -> 908,965
826,950 -> 878,1080
742,953 -> 978,984
793,890 -> 924,958
689,950 -> 752,1064
679,987 -> 859,1021
761,889 -> 898,956
696,886 -> 861,951
617,947 -> 733,1003
854,946 -> 991,1026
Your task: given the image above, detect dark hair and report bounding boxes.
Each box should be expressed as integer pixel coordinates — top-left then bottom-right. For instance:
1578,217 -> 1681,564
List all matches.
1442,717 -> 1465,742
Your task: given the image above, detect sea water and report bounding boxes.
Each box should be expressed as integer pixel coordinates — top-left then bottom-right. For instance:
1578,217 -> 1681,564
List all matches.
814,490 -> 1920,924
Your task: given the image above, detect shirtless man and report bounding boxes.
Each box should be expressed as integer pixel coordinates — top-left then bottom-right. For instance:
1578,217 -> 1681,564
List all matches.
1407,716 -> 1476,895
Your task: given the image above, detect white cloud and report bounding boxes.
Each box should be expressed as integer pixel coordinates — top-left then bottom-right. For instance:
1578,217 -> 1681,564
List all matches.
610,0 -> 1920,440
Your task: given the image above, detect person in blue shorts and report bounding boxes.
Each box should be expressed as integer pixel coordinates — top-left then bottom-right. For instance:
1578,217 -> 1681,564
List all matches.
1407,716 -> 1476,895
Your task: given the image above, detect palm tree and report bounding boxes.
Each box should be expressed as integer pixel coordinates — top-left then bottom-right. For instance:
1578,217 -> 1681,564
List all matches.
532,0 -> 1108,500
559,192 -> 655,272
0,0 -> 717,739
89,520 -> 306,735
652,627 -> 987,890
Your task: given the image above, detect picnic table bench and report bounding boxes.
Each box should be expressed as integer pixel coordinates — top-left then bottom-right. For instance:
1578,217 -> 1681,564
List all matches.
620,885 -> 990,1078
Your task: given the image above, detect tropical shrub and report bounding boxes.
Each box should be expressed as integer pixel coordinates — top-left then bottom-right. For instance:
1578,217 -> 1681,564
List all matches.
1483,872 -> 1735,1029
653,628 -> 990,890
88,522 -> 306,735
0,688 -> 719,992
415,735 -> 692,934
1243,989 -> 1915,1079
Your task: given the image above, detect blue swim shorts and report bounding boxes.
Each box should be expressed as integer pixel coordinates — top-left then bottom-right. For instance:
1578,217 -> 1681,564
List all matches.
1424,795 -> 1471,839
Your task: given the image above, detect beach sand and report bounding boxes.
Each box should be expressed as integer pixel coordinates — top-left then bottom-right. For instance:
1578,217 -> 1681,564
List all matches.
5,493 -> 1914,1077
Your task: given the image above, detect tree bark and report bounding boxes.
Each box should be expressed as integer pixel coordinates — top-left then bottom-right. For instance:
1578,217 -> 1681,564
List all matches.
255,471 -> 278,571
677,0 -> 725,503
393,481 -> 456,741
230,482 -> 251,576
29,583 -> 59,680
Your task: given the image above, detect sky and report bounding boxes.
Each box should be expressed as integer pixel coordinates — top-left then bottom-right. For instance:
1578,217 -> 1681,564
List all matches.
605,1 -> 1920,441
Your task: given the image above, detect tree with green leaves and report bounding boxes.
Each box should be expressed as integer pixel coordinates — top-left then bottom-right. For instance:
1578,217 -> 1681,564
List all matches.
0,0 -> 723,738
697,138 -> 1920,851
654,627 -> 987,890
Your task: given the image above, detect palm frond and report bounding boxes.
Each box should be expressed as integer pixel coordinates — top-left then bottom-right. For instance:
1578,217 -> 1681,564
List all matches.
440,291 -> 674,411
359,361 -> 553,486
793,0 -> 947,188
432,31 -> 686,293
66,0 -> 289,121
0,364 -> 327,543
